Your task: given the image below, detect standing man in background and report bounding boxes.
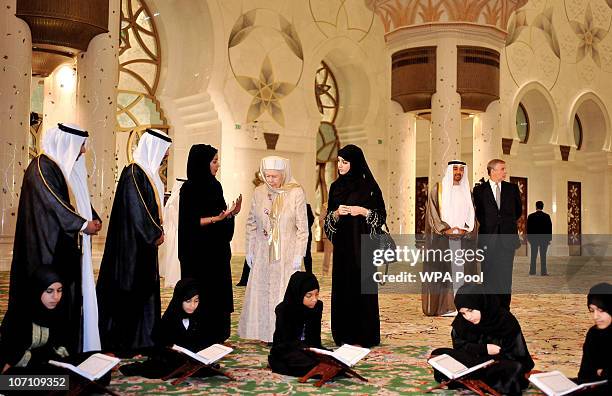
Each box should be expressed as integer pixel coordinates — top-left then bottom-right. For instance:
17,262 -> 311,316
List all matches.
526,201 -> 552,276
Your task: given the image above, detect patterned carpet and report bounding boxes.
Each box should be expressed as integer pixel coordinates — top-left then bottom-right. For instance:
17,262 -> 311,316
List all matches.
0,254 -> 610,395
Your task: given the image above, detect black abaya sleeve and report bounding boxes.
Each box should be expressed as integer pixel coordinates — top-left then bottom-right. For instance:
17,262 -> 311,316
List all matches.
271,304 -> 306,352
578,327 -> 604,382
500,332 -> 534,372
304,301 -> 323,348
215,216 -> 235,243
0,309 -> 31,367
8,155 -> 85,316
451,328 -> 488,356
128,164 -> 163,245
91,206 -> 101,222
37,155 -> 87,234
178,185 -> 201,266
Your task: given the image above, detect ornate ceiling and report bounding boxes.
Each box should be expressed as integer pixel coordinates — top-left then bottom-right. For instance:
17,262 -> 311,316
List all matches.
368,0 -> 528,33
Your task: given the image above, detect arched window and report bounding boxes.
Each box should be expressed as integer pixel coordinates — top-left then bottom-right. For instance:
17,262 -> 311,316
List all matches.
315,61 -> 339,123
516,103 -> 529,143
314,62 -> 340,243
117,0 -> 170,186
573,114 -> 583,150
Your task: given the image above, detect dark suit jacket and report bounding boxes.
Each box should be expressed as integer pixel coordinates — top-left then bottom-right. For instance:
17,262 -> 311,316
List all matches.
526,210 -> 552,243
473,180 -> 522,248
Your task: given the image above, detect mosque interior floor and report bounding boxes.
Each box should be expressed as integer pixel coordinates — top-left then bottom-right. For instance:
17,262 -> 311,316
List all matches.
0,253 -> 609,395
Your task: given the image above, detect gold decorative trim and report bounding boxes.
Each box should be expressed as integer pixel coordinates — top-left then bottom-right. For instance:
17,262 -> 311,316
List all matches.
36,154 -> 84,220
130,163 -> 163,231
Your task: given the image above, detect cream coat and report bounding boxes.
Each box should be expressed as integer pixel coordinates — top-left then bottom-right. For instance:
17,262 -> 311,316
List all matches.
238,184 -> 308,342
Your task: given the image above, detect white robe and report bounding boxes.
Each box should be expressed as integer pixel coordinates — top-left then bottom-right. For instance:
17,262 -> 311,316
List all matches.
159,180 -> 182,288
71,157 -> 101,352
238,184 -> 308,342
446,185 -> 472,230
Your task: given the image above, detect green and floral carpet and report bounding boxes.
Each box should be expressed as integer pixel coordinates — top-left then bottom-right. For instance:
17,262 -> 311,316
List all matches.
0,254 -> 609,395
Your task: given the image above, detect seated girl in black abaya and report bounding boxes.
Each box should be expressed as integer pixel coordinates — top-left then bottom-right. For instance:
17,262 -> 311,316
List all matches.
268,271 -> 325,377
575,282 -> 611,395
0,267 -> 71,374
120,278 -> 216,378
430,284 -> 534,396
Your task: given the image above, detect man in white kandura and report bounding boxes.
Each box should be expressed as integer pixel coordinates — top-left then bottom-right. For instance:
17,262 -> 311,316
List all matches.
422,160 -> 477,317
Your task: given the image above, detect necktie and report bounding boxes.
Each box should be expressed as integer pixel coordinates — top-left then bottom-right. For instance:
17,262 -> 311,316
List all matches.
495,183 -> 501,209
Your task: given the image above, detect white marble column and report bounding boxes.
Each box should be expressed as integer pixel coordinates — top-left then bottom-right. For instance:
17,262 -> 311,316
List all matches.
429,38 -> 461,184
76,0 -> 120,232
387,100 -> 416,234
42,63 -> 78,130
549,162 -> 569,255
0,0 -> 31,246
473,100 -> 502,183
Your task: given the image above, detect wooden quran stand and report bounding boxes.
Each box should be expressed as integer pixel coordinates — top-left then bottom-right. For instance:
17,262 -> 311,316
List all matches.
298,353 -> 368,387
161,359 -> 235,386
424,378 -> 501,396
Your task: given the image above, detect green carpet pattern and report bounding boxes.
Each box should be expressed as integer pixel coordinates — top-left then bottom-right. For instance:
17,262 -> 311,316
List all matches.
1,254 -> 610,394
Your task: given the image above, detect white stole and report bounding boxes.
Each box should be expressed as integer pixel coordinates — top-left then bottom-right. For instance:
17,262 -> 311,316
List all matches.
70,156 -> 101,351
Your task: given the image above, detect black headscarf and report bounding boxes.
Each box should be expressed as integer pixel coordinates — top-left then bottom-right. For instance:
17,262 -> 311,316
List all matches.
152,278 -> 206,350
163,278 -> 200,321
0,267 -> 67,367
587,282 -> 612,313
276,271 -> 322,326
30,266 -> 65,327
328,144 -> 383,211
183,144 -> 226,212
282,272 -> 320,308
452,284 -> 521,339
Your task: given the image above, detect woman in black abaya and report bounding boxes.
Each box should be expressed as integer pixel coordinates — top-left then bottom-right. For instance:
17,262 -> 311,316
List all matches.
178,144 -> 241,343
0,267 -> 71,373
430,284 -> 534,395
268,271 -> 324,376
324,144 -> 386,347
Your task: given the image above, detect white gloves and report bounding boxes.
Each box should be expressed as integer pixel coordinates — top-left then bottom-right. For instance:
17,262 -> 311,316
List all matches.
246,254 -> 254,268
292,256 -> 303,271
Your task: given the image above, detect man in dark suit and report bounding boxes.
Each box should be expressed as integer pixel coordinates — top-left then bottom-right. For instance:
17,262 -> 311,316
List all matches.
473,159 -> 522,309
526,201 -> 552,276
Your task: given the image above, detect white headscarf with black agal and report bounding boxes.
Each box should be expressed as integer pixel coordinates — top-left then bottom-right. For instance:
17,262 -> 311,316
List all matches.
440,160 -> 475,231
132,128 -> 172,205
40,123 -> 88,182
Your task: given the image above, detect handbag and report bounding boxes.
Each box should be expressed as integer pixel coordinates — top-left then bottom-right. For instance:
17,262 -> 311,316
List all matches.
371,223 -> 397,286
372,223 -> 397,262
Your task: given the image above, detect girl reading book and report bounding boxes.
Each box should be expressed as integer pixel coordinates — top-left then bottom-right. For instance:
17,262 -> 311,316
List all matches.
0,267 -> 71,374
268,271 -> 325,376
576,282 -> 611,395
430,284 -> 534,396
120,278 -> 216,378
